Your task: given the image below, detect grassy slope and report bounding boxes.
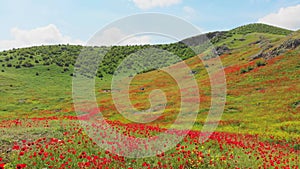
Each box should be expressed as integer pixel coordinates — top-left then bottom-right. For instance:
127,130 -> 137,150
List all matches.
0,24 -> 299,140
111,32 -> 300,139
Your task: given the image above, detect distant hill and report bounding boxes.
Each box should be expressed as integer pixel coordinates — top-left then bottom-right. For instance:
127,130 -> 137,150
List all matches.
0,23 -> 295,78
229,23 -> 293,35
180,23 -> 293,47
0,43 -> 196,77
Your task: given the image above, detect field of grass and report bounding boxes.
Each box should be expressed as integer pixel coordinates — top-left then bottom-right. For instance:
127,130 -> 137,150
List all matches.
0,24 -> 299,168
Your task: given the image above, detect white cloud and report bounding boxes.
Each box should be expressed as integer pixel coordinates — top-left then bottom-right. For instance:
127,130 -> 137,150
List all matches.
258,4 -> 300,30
183,6 -> 196,20
0,24 -> 84,51
183,6 -> 195,15
89,27 -> 151,46
132,0 -> 181,10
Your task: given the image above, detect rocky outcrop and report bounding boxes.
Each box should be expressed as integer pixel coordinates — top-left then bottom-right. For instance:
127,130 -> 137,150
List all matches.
212,45 -> 230,56
180,31 -> 226,46
250,39 -> 300,60
281,38 -> 300,49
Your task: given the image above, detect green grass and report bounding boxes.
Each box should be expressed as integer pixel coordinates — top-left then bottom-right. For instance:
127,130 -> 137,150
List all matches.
0,24 -> 299,138
0,65 -> 73,117
0,24 -> 299,168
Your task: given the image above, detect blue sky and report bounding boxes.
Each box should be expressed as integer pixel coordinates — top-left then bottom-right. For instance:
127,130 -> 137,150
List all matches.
1,0 -> 300,50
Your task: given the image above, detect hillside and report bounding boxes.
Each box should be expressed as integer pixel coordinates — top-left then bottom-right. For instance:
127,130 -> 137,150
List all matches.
0,24 -> 292,77
0,23 -> 299,168
229,23 -> 293,35
0,23 -> 299,136
0,43 -> 196,78
180,23 -> 293,46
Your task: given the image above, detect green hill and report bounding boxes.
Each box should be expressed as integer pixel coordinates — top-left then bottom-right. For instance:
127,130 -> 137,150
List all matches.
229,23 -> 293,35
0,43 -> 196,78
0,23 -> 299,137
0,23 -> 299,168
0,23 -> 293,78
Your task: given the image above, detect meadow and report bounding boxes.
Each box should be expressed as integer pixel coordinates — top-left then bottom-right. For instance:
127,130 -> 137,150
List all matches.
0,24 -> 299,168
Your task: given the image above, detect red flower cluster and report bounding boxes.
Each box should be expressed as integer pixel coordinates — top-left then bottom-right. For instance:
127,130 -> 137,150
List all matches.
4,118 -> 298,168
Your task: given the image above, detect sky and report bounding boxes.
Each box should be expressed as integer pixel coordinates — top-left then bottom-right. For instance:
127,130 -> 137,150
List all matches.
1,0 -> 300,50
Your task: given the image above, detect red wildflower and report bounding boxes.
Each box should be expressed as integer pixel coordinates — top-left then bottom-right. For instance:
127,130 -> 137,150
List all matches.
59,154 -> 65,160
19,151 -> 25,156
12,145 -> 20,150
16,164 -> 26,169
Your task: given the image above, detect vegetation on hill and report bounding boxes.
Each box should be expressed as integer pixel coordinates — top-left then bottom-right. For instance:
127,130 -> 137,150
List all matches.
0,43 -> 196,78
0,23 -> 299,168
229,23 -> 293,35
0,23 -> 293,78
180,23 -> 292,46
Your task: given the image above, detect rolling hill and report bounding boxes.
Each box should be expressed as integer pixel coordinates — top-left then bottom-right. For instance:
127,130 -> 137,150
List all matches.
0,23 -> 299,168
0,23 -> 299,136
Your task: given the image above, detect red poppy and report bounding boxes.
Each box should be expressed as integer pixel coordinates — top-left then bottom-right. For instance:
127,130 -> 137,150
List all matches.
16,164 -> 26,169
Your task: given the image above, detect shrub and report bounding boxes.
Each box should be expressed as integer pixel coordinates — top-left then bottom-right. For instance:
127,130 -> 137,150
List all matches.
240,66 -> 253,74
22,62 -> 34,68
291,101 -> 300,108
294,144 -> 300,150
63,68 -> 69,72
247,66 -> 254,71
256,60 -> 266,67
240,68 -> 247,74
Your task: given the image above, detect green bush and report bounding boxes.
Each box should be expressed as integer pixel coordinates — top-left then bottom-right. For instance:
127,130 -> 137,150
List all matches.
240,66 -> 254,74
240,68 -> 247,74
256,60 -> 266,67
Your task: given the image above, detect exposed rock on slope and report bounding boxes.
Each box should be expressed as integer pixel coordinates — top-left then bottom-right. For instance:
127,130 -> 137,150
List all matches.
180,31 -> 226,46
251,38 -> 300,60
212,45 -> 230,55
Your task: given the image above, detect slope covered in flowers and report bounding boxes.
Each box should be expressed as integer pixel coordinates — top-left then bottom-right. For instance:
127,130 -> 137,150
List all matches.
0,25 -> 299,168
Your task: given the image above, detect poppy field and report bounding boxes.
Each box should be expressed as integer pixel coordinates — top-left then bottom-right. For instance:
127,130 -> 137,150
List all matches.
0,24 -> 299,168
0,117 -> 299,169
